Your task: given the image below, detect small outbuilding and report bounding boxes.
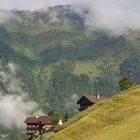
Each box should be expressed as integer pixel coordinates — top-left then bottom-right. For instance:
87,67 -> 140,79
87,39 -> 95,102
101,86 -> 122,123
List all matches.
58,116 -> 65,126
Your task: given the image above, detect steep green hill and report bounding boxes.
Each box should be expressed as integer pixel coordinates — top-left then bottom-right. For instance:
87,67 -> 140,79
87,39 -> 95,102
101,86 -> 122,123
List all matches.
48,85 -> 140,140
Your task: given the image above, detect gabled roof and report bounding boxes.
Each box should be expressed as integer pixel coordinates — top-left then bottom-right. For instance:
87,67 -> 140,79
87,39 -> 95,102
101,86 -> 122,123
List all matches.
77,95 -> 108,104
59,116 -> 65,123
25,116 -> 52,124
85,96 -> 101,102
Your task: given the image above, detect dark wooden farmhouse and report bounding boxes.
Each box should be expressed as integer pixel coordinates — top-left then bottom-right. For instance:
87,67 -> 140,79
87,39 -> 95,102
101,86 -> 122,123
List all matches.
25,116 -> 52,140
77,95 -> 107,111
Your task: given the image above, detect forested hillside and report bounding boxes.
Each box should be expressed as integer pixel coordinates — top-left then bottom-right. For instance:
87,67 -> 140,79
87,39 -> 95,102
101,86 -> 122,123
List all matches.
1,5 -> 140,115
1,5 -> 140,140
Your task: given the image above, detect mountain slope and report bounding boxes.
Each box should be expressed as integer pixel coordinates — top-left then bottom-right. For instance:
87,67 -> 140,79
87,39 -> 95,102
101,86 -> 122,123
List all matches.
1,5 -> 140,115
1,5 -> 140,117
48,85 -> 140,140
1,5 -> 140,140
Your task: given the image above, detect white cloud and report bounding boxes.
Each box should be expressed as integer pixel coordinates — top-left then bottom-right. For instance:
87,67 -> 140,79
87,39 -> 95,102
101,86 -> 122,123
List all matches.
0,0 -> 140,35
0,9 -> 15,24
0,95 -> 37,128
0,62 -> 23,94
79,0 -> 140,35
0,0 -> 73,24
6,62 -> 17,75
0,61 -> 45,129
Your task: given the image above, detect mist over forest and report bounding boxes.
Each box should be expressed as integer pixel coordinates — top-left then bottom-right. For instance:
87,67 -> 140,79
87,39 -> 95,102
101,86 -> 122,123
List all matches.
0,1 -> 140,140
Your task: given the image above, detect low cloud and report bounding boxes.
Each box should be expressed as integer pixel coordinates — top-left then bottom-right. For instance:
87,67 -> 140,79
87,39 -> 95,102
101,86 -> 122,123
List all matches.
0,9 -> 15,24
0,61 -> 45,129
0,0 -> 140,35
0,95 -> 37,128
72,0 -> 140,35
0,62 -> 22,94
6,62 -> 17,75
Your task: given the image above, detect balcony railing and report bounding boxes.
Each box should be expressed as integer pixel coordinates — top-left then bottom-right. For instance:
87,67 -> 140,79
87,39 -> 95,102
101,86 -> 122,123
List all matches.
26,127 -> 39,130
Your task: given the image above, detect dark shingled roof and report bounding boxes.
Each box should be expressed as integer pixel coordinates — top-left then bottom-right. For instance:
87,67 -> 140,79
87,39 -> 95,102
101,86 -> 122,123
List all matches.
25,116 -> 52,124
85,96 -> 104,102
77,95 -> 109,104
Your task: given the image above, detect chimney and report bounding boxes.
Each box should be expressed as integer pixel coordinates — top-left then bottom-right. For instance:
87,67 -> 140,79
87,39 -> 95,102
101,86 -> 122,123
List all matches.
97,94 -> 100,99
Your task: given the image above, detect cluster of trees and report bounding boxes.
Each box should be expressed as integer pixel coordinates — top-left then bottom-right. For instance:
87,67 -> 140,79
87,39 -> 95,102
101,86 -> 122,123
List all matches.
38,58 -> 136,116
120,52 -> 140,84
48,111 -> 69,125
119,77 -> 133,91
42,61 -> 91,116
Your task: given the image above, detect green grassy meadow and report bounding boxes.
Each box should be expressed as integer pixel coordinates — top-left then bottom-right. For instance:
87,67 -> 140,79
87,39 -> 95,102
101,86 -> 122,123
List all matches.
47,86 -> 140,140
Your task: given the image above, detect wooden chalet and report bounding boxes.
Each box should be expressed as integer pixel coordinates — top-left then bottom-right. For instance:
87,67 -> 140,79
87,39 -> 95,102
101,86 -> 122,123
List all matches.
77,95 -> 107,111
25,116 -> 52,140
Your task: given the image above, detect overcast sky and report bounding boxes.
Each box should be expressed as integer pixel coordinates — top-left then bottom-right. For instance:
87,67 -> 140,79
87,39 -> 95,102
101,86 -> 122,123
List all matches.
0,0 -> 74,10
0,0 -> 139,11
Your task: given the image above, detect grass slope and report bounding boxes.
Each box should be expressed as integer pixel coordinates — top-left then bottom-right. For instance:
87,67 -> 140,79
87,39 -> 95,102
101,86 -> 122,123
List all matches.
48,85 -> 140,140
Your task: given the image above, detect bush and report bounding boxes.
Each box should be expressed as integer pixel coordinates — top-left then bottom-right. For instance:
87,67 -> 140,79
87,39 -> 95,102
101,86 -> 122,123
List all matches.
119,77 -> 133,91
